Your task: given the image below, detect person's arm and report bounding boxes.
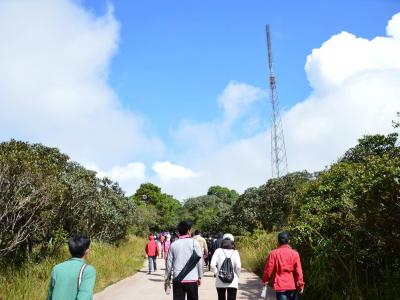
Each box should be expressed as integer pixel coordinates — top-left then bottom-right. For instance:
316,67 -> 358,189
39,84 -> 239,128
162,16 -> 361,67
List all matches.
293,251 -> 304,293
76,266 -> 96,300
164,245 -> 173,281
203,239 -> 208,255
46,269 -> 55,300
262,252 -> 275,284
194,240 -> 203,281
235,251 -> 241,277
145,243 -> 148,256
210,249 -> 219,276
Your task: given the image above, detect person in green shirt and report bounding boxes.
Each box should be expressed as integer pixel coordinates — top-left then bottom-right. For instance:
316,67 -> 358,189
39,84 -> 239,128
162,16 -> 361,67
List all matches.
47,234 -> 96,300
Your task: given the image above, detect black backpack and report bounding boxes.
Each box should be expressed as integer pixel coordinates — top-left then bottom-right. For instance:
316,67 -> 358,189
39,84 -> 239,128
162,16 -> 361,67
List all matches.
218,250 -> 235,283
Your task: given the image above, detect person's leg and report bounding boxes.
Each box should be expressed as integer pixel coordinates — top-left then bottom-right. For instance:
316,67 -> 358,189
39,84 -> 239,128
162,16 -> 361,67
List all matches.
276,291 -> 288,300
227,288 -> 237,300
173,283 -> 186,300
147,257 -> 153,273
217,288 -> 226,300
185,282 -> 199,300
153,256 -> 157,271
287,290 -> 299,300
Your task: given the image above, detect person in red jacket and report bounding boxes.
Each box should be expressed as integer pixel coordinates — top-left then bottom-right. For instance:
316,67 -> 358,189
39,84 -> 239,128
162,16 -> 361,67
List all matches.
145,234 -> 159,274
262,232 -> 304,300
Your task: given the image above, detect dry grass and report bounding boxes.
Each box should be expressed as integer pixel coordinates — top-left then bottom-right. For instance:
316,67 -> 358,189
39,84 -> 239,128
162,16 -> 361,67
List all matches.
0,236 -> 146,300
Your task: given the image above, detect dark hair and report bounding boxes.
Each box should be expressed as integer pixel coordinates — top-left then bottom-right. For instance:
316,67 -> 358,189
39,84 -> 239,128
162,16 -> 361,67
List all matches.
194,230 -> 200,236
221,239 -> 235,250
278,232 -> 289,245
68,234 -> 90,258
177,221 -> 193,235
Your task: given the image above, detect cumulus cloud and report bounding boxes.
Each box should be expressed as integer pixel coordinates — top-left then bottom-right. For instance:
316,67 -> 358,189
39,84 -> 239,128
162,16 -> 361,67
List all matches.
0,0 -> 163,170
172,81 -> 266,156
218,81 -> 267,129
158,12 -> 400,199
152,161 -> 196,181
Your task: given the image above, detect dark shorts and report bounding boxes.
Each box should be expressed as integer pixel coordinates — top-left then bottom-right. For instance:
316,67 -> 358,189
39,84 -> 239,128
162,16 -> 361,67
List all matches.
173,282 -> 198,300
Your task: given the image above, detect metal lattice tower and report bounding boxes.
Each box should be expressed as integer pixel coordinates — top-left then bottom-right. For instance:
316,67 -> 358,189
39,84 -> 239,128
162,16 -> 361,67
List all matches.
266,24 -> 288,178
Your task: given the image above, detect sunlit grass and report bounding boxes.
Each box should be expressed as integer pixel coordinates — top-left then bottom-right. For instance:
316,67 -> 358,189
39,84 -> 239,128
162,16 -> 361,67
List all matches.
236,231 -> 277,277
0,236 -> 146,300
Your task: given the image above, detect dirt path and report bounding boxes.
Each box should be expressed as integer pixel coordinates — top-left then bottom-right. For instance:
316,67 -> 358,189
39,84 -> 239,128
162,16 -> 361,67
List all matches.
94,258 -> 275,300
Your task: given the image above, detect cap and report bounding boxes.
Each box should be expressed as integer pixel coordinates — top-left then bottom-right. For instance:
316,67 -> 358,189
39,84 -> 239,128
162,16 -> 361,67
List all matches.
223,233 -> 234,241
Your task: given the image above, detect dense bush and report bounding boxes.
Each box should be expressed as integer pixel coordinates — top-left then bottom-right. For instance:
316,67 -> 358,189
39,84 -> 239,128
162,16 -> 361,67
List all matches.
289,133 -> 400,299
0,140 -> 136,261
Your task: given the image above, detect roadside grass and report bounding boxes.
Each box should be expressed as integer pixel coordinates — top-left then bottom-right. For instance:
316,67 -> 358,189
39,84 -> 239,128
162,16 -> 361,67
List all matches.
236,231 -> 277,277
0,235 -> 146,300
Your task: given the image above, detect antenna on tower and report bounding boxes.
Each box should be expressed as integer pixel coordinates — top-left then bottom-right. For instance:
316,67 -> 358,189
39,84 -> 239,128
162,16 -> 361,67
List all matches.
266,24 -> 288,178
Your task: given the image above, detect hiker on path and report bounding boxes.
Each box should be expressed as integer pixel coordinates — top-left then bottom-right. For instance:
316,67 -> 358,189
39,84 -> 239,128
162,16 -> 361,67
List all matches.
210,233 -> 241,300
160,233 -> 166,258
206,235 -> 214,271
193,230 -> 208,269
262,232 -> 304,300
145,234 -> 159,274
165,221 -> 203,300
47,234 -> 96,300
163,235 -> 172,265
213,233 -> 224,251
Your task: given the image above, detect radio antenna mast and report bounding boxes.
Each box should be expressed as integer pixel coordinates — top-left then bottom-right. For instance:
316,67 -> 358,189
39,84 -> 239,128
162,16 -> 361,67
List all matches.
266,24 -> 288,178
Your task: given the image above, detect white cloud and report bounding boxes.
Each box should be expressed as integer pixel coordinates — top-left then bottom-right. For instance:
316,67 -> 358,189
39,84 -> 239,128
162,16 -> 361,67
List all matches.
0,0 -> 164,170
387,11 -> 400,39
217,81 -> 266,128
172,81 -> 266,156
152,161 -> 196,181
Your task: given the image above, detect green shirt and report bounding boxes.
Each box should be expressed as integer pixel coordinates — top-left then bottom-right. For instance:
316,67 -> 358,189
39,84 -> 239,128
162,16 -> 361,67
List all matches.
47,258 -> 96,300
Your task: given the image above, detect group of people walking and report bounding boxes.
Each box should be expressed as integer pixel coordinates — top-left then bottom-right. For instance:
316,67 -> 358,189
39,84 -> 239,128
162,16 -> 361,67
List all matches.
46,222 -> 304,300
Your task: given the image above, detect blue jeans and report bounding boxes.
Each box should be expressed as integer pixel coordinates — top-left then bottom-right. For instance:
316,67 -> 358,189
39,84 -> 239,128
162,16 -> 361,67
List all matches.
148,256 -> 157,272
276,290 -> 298,300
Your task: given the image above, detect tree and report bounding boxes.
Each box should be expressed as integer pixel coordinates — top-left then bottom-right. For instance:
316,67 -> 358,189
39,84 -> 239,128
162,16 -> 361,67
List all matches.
132,183 -> 181,231
0,140 -> 137,260
207,186 -> 239,205
341,133 -> 399,163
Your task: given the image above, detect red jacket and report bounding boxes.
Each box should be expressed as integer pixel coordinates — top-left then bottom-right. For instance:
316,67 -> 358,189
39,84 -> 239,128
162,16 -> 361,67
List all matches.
145,235 -> 159,257
262,244 -> 304,291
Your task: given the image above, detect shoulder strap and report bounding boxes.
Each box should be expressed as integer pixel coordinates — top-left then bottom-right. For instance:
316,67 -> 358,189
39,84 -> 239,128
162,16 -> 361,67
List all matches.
77,263 -> 87,290
222,249 -> 235,259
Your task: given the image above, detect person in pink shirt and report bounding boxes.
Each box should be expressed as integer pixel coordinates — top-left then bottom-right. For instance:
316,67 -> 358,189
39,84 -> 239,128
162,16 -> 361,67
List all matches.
163,235 -> 171,265
262,232 -> 304,300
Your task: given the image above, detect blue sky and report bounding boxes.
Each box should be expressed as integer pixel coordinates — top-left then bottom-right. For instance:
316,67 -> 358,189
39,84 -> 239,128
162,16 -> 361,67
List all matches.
1,0 -> 399,198
83,0 -> 400,142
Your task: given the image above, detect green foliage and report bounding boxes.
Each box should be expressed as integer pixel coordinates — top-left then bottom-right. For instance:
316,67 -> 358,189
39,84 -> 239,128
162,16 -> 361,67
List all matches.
131,183 -> 181,232
341,133 -> 399,163
181,187 -> 240,234
207,185 -> 239,205
231,171 -> 312,233
0,140 -> 136,261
